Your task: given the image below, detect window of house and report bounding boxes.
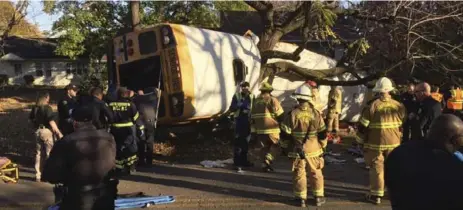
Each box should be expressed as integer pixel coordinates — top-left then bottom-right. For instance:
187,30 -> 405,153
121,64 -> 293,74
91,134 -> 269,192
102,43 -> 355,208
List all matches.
76,63 -> 83,75
66,63 -> 73,75
14,64 -> 22,76
35,62 -> 43,77
232,59 -> 246,85
83,64 -> 89,74
44,62 -> 52,77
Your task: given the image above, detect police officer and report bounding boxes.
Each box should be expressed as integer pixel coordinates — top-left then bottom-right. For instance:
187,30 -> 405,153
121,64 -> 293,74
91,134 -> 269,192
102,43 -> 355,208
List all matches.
42,106 -> 118,210
109,87 -> 145,174
58,84 -> 78,136
133,88 -> 159,167
229,82 -> 254,172
87,87 -> 114,130
281,84 -> 327,207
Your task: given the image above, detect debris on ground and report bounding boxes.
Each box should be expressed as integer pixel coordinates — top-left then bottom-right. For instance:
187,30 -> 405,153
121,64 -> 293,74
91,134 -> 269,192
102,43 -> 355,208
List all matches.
354,157 -> 365,164
324,156 -> 346,164
200,158 -> 234,168
326,151 -> 341,157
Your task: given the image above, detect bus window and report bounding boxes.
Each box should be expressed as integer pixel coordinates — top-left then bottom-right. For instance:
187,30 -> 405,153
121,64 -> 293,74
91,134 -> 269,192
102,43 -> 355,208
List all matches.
139,31 -> 157,55
119,56 -> 162,93
233,59 -> 246,85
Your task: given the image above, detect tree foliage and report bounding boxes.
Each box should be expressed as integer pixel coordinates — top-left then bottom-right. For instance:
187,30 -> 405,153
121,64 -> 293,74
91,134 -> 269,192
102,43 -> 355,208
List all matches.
45,1 -> 252,60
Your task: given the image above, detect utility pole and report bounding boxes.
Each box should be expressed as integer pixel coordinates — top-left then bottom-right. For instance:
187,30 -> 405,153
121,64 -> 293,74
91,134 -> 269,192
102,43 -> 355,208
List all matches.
129,0 -> 141,31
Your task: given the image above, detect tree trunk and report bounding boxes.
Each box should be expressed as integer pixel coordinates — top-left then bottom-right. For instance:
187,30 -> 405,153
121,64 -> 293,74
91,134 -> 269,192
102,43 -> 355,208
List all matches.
130,1 -> 141,31
258,30 -> 284,54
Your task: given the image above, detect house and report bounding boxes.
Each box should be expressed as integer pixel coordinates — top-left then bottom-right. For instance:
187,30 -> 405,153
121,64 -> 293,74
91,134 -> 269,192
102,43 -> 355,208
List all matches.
0,36 -> 91,86
219,11 -> 360,61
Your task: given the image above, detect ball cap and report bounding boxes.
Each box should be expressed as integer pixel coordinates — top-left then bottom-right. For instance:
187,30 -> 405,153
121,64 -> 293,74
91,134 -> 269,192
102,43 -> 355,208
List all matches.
71,106 -> 93,122
65,84 -> 78,91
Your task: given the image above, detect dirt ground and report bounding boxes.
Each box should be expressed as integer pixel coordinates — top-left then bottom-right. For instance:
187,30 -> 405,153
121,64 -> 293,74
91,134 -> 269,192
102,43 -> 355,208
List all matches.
1,87 -> 385,210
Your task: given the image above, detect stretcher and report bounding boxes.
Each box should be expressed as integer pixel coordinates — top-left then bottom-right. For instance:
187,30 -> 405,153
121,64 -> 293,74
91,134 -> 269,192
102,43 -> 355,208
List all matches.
48,195 -> 175,210
0,157 -> 19,183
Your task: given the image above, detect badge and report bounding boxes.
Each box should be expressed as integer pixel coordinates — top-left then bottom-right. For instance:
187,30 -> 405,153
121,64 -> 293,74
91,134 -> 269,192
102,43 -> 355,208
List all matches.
63,100 -> 67,105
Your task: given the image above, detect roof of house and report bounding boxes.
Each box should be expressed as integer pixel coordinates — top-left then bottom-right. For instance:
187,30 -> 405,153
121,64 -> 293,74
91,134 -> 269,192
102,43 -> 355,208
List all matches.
219,11 -> 360,42
1,36 -> 88,60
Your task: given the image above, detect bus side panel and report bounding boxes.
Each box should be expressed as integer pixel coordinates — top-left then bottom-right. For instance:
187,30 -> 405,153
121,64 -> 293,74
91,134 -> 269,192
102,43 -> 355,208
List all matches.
179,25 -> 261,118
170,25 -> 196,119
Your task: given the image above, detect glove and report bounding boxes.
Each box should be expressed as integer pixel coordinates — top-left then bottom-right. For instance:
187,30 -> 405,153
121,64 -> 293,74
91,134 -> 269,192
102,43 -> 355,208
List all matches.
295,145 -> 304,159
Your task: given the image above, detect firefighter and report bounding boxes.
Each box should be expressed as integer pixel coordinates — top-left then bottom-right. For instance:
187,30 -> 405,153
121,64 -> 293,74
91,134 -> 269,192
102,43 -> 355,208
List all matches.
251,81 -> 285,172
307,80 -> 322,112
281,84 -> 327,207
358,77 -> 406,205
109,87 -> 145,174
445,85 -> 463,118
57,84 -> 78,136
326,86 -> 342,138
229,82 -> 255,172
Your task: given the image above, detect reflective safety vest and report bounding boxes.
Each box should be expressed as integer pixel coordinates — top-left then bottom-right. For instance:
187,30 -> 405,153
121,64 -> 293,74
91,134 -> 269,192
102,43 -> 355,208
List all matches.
233,92 -> 254,118
447,89 -> 463,110
430,92 -> 443,103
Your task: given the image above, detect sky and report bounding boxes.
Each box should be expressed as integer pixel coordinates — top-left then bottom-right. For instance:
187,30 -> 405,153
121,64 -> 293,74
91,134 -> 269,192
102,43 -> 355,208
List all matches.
25,1 -> 61,32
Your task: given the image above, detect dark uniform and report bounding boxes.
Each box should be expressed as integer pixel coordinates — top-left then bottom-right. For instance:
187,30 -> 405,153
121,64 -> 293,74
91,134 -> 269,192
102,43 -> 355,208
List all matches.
42,106 -> 118,210
133,88 -> 160,166
229,89 -> 254,168
109,88 -> 145,173
411,96 -> 442,140
57,85 -> 78,136
88,96 -> 114,130
400,92 -> 418,142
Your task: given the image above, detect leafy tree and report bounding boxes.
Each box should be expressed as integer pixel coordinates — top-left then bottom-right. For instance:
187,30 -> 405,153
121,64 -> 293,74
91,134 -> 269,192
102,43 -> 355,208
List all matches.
0,1 -> 42,56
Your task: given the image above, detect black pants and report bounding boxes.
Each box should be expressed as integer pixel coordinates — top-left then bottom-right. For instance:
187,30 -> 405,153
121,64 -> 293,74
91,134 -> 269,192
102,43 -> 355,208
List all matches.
402,120 -> 411,142
137,128 -> 154,165
60,180 -> 118,210
233,134 -> 250,167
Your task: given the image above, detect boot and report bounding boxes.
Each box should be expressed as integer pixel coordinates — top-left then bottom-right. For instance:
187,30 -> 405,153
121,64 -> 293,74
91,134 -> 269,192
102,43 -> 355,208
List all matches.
291,198 -> 306,207
300,199 -> 307,207
365,194 -> 381,205
315,196 -> 326,206
262,164 -> 274,172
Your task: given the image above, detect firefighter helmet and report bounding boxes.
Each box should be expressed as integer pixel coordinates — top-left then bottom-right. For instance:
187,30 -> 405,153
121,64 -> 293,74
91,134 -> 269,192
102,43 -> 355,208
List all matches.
373,77 -> 395,93
259,81 -> 273,91
293,84 -> 313,101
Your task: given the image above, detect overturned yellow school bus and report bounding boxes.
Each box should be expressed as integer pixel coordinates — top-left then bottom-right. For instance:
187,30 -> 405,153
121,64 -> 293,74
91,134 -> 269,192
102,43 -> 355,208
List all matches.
109,24 -> 262,126
108,23 -> 367,128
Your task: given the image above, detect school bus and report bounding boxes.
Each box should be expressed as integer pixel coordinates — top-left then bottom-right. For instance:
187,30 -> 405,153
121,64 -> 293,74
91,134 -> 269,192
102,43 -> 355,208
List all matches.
108,24 -> 262,125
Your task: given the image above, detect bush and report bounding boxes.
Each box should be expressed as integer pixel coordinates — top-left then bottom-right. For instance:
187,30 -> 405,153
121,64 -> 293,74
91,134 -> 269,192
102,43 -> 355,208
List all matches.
23,75 -> 34,86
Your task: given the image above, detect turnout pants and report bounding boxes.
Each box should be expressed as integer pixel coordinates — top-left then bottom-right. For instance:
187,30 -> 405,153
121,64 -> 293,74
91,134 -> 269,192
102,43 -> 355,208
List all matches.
326,112 -> 339,133
138,124 -> 155,165
292,156 -> 325,199
35,128 -> 54,180
364,148 -> 394,197
111,127 -> 138,172
257,133 -> 280,166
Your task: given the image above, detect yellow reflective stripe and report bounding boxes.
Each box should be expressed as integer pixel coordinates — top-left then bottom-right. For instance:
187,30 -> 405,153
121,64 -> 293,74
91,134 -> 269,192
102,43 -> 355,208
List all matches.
292,131 -> 306,138
359,117 -> 370,127
280,124 -> 292,134
133,112 -> 139,121
250,126 -> 256,132
138,125 -> 145,130
279,140 -> 289,148
370,190 -> 384,197
115,155 -> 138,168
288,149 -> 323,158
251,113 -> 276,119
109,102 -> 131,107
364,143 -> 400,150
318,124 -> 326,132
265,153 -> 274,161
294,191 -> 307,199
256,128 -> 280,134
313,189 -> 324,197
112,122 -> 134,127
274,109 -> 284,116
369,122 -> 402,129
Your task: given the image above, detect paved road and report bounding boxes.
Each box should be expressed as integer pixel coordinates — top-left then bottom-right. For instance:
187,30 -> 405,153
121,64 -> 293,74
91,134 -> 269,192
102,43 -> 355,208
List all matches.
1,147 -> 391,210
